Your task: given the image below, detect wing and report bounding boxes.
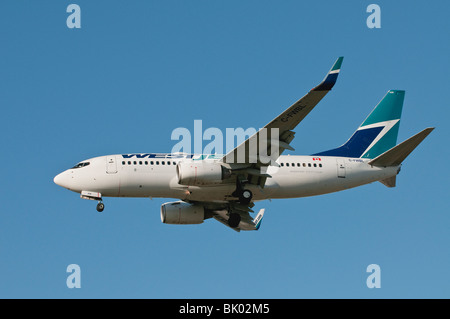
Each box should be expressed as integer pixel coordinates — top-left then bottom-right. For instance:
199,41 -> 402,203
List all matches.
220,57 -> 344,187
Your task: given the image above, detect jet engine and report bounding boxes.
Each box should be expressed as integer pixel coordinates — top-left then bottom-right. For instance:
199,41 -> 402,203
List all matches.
176,161 -> 229,186
160,201 -> 205,225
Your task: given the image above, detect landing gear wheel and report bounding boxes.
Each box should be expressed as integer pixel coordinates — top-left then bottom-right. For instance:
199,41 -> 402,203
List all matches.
228,213 -> 241,228
239,189 -> 253,205
231,175 -> 253,205
96,202 -> 105,212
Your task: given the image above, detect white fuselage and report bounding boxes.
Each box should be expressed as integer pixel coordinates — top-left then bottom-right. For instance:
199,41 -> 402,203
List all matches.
53,153 -> 399,202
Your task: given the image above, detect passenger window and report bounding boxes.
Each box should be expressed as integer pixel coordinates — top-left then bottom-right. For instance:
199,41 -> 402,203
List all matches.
280,163 -> 284,167
173,162 -> 176,165
128,161 -> 131,165
122,161 -> 125,165
308,163 -> 311,167
156,161 -> 159,165
319,163 -> 322,167
133,161 -> 137,165
286,163 -> 289,167
167,161 -> 171,165
297,163 -> 300,167
313,163 -> 317,167
145,161 -> 148,165
303,163 -> 306,167
162,161 -> 165,165
139,161 -> 142,165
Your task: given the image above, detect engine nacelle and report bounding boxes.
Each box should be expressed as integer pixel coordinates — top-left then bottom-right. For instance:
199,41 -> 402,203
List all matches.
160,201 -> 205,225
176,161 -> 227,185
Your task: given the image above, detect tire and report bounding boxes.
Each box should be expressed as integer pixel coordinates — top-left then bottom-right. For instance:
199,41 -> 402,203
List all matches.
96,202 -> 105,212
239,189 -> 252,205
242,190 -> 252,199
228,213 -> 241,228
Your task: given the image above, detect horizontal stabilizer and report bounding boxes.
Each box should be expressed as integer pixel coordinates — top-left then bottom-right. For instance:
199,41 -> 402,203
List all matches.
368,127 -> 434,167
379,176 -> 396,188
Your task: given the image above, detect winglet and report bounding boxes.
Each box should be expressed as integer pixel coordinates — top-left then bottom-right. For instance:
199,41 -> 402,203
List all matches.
312,56 -> 344,91
253,209 -> 265,230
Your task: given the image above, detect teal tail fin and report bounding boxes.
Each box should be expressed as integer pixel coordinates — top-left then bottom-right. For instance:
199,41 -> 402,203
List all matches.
314,90 -> 405,159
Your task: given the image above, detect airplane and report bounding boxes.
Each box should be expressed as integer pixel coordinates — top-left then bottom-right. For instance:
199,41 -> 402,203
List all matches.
53,57 -> 434,232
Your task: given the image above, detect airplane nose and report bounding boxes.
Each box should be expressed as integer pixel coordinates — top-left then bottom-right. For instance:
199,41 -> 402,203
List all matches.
54,173 -> 63,186
54,172 -> 70,188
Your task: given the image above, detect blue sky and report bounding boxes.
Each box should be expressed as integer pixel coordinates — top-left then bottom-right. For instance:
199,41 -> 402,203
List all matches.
0,0 -> 449,298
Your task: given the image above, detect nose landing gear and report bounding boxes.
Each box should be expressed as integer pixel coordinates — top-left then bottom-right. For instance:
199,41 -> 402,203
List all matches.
80,191 -> 105,212
96,201 -> 105,212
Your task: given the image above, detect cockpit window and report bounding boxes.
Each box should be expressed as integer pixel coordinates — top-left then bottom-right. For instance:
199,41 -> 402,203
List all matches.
72,162 -> 90,169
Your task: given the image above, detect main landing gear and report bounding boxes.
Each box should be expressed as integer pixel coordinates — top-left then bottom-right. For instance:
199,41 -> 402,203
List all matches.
232,177 -> 253,205
228,212 -> 241,228
96,201 -> 105,212
239,189 -> 253,205
227,176 -> 253,228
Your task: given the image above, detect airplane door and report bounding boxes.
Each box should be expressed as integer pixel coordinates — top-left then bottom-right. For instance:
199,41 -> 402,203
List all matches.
106,156 -> 118,174
336,158 -> 346,178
